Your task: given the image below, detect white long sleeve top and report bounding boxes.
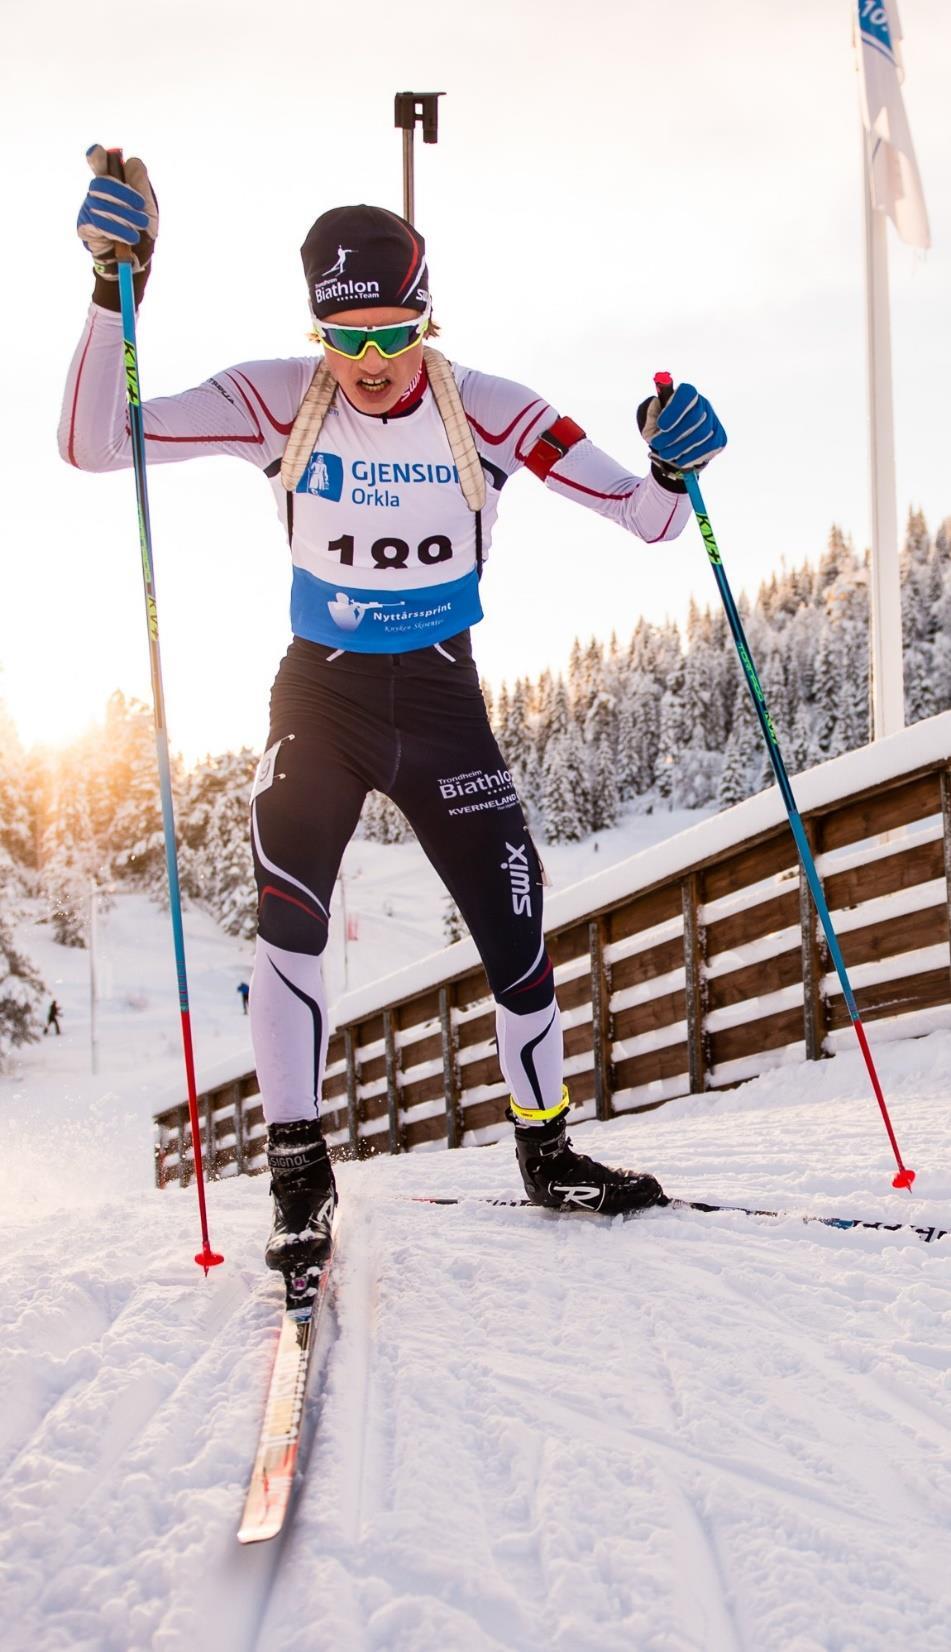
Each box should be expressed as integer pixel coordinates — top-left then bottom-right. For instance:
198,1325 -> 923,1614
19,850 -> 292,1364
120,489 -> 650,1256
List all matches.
60,304 -> 690,652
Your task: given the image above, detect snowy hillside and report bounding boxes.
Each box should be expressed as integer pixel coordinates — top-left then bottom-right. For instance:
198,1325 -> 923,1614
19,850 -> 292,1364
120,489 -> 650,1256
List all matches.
2,808 -> 950,1652
1,1037 -> 949,1652
2,804 -> 709,1123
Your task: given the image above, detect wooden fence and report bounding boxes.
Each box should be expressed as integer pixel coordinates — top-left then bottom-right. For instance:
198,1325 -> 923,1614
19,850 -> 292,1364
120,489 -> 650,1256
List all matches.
153,717 -> 951,1188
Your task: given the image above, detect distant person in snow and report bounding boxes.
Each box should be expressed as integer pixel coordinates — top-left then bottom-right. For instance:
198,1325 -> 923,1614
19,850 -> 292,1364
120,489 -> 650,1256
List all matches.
237,981 -> 250,1016
44,1000 -> 62,1037
61,146 -> 727,1297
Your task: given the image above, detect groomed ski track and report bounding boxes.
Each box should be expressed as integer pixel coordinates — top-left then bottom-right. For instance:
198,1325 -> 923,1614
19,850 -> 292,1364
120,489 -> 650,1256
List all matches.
3,1033 -> 951,1652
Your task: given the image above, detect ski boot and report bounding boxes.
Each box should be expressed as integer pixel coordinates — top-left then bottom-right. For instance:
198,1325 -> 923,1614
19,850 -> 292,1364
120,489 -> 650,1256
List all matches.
509,1089 -> 665,1215
265,1119 -> 337,1305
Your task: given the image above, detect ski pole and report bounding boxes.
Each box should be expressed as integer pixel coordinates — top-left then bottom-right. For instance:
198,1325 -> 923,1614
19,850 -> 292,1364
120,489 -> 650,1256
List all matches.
653,372 -> 915,1191
106,149 -> 224,1269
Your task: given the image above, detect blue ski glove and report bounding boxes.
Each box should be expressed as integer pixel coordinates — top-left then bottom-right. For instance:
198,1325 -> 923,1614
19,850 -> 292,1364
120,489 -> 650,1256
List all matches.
77,143 -> 158,278
637,382 -> 726,490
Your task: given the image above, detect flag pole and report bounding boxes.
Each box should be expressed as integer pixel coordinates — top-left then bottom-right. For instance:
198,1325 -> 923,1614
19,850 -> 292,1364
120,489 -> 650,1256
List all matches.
855,0 -> 931,738
862,128 -> 905,740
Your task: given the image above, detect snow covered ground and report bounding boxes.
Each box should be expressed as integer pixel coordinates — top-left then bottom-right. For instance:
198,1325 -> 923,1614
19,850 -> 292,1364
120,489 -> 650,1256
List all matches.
2,811 -> 950,1652
1,1040 -> 949,1652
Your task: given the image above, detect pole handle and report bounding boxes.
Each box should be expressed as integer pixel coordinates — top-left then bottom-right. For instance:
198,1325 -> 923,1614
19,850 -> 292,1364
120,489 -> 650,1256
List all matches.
105,147 -> 133,265
653,370 -> 674,409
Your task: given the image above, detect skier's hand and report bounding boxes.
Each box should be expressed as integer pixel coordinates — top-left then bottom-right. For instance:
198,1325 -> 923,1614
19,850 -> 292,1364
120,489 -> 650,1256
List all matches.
637,382 -> 726,489
77,144 -> 158,279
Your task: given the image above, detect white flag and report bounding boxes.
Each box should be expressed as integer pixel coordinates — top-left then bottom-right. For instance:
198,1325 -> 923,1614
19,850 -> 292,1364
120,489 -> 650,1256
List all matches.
854,1 -> 930,249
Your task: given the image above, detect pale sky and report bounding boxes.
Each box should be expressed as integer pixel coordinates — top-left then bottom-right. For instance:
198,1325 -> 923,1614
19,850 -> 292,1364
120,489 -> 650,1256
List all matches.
2,0 -> 949,763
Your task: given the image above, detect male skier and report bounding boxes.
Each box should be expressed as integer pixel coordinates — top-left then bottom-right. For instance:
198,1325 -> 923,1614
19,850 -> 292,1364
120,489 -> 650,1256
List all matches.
61,146 -> 726,1290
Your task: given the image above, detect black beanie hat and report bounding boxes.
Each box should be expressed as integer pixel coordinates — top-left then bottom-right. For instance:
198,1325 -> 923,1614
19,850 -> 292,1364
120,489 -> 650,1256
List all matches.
301,205 -> 430,319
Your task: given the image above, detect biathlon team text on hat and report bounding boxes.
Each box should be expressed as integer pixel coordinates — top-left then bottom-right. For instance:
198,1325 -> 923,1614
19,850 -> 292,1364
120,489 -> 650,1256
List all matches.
301,205 -> 430,319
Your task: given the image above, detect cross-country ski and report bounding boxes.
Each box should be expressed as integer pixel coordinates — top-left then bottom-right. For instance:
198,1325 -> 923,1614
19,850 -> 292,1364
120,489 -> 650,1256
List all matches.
237,1245 -> 337,1545
411,1193 -> 950,1244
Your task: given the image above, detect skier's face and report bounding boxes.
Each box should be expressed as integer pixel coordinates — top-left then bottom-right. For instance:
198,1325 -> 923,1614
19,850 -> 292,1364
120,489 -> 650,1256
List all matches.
320,305 -> 426,415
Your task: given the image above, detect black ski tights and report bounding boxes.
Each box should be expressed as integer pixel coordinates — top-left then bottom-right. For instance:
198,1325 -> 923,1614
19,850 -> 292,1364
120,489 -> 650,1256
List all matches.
249,633 -> 563,1125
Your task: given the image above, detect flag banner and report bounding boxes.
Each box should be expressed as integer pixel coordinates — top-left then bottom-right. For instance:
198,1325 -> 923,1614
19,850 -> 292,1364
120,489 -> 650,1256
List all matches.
854,0 -> 931,248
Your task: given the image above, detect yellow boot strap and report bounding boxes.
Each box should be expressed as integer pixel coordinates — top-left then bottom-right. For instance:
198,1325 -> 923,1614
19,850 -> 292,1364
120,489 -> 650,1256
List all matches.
509,1085 -> 570,1124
